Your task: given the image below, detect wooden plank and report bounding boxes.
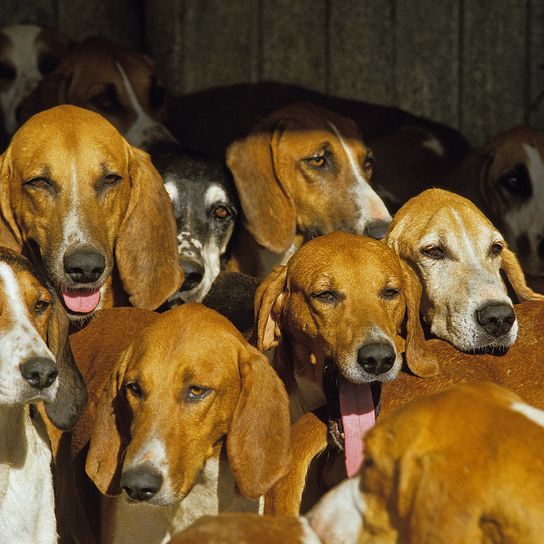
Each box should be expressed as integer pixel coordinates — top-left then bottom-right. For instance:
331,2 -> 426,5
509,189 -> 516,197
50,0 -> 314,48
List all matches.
261,0 -> 327,91
0,0 -> 56,28
328,0 -> 395,104
180,0 -> 259,94
57,0 -> 142,49
461,0 -> 527,145
528,0 -> 544,130
144,0 -> 184,94
395,0 -> 460,129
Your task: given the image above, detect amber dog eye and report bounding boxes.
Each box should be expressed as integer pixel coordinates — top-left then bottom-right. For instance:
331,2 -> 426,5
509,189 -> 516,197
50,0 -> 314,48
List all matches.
213,205 -> 231,220
363,151 -> 374,174
34,300 -> 50,314
491,242 -> 504,256
304,155 -> 327,168
96,174 -> 122,191
381,287 -> 400,300
24,177 -> 54,191
312,290 -> 339,303
126,381 -> 142,398
421,245 -> 446,260
187,385 -> 210,400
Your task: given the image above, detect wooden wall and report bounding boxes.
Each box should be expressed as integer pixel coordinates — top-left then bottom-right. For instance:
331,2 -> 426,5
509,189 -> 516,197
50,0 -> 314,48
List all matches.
1,0 -> 543,145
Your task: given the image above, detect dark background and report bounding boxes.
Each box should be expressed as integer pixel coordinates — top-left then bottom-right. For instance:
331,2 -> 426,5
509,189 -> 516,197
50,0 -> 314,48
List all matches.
2,0 -> 543,145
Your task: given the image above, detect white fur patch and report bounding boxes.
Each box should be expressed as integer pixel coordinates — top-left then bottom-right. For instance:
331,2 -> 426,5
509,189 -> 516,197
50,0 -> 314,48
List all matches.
204,184 -> 228,208
511,401 -> 544,428
422,136 -> 445,156
164,181 -> 179,204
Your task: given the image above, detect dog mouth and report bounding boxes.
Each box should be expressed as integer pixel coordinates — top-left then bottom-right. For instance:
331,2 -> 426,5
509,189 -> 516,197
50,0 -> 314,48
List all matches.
60,288 -> 101,315
323,362 -> 380,477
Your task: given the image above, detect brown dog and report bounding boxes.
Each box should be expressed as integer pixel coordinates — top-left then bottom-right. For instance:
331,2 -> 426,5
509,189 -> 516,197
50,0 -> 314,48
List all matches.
226,103 -> 392,277
19,37 -> 174,149
61,304 -> 291,543
386,188 -> 543,352
0,105 -> 182,320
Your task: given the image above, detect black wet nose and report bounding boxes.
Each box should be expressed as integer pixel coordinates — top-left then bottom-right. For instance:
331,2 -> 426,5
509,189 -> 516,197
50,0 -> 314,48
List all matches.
357,342 -> 396,375
121,465 -> 162,502
64,248 -> 105,283
476,303 -> 515,337
20,357 -> 58,390
180,258 -> 204,291
364,220 -> 390,240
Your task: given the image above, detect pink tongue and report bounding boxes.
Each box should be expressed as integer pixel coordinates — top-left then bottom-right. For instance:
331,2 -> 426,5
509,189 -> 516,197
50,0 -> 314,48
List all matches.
62,290 -> 101,313
338,376 -> 376,477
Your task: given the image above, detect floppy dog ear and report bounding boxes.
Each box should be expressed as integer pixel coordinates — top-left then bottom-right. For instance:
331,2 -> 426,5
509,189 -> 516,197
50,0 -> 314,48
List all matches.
227,346 -> 291,499
44,297 -> 87,431
253,265 -> 287,351
226,123 -> 296,254
501,247 -> 544,301
0,151 -> 23,251
400,260 -> 440,377
85,349 -> 131,496
116,145 -> 183,309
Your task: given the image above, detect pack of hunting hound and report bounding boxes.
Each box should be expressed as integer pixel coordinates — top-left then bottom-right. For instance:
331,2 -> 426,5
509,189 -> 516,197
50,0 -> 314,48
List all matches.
1,23 -> 543,544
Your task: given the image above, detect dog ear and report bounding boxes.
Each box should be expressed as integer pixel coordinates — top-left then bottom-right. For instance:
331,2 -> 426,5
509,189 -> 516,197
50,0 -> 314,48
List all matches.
227,345 -> 291,499
116,145 -> 183,309
85,349 -> 131,496
400,260 -> 440,377
0,151 -> 23,251
253,265 -> 287,351
501,247 -> 544,301
44,296 -> 87,431
226,123 -> 296,254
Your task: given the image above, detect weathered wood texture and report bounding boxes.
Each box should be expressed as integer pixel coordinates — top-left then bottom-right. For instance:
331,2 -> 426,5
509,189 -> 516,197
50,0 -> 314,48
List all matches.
0,0 -> 541,145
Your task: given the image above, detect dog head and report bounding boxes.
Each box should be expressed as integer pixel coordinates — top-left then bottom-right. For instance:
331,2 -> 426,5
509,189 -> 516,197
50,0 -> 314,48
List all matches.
0,246 -> 86,429
86,304 -> 291,504
0,24 -> 72,134
0,105 -> 182,320
226,103 -> 391,254
386,188 -> 544,352
19,37 -> 174,149
151,144 -> 238,303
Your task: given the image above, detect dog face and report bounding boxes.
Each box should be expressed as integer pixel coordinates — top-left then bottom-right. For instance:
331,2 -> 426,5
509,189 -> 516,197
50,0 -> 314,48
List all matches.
0,105 -> 182,320
227,103 -> 391,254
86,305 -> 291,504
387,189 -> 543,352
151,145 -> 238,303
255,232 -> 438,387
477,127 -> 544,278
19,38 -> 173,149
0,247 -> 86,429
0,24 -> 72,134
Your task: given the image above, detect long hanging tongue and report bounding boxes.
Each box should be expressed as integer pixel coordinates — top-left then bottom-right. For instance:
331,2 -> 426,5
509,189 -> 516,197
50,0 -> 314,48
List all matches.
338,376 -> 376,477
61,290 -> 101,314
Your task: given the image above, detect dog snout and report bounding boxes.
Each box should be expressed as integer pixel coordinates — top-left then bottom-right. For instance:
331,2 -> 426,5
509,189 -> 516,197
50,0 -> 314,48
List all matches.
20,356 -> 58,390
63,247 -> 106,284
357,342 -> 396,375
121,464 -> 163,502
364,220 -> 390,240
180,258 -> 204,291
476,303 -> 515,338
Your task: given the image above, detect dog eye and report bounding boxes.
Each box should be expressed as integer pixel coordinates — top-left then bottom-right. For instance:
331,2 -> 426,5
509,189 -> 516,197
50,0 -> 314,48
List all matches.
150,82 -> 166,109
381,287 -> 400,300
89,86 -> 121,113
363,151 -> 374,174
125,381 -> 142,398
304,154 -> 327,168
34,299 -> 50,314
212,205 -> 232,220
97,174 -> 122,191
0,62 -> 16,80
498,165 -> 531,197
23,177 -> 54,190
491,242 -> 504,256
312,290 -> 339,303
187,385 -> 210,401
38,56 -> 59,76
421,245 -> 446,260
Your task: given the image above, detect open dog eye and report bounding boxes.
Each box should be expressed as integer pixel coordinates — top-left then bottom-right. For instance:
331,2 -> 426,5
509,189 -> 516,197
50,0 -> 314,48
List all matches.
89,85 -> 121,113
491,242 -> 504,256
498,164 -> 531,198
187,385 -> 211,401
125,381 -> 142,398
380,287 -> 400,300
38,55 -> 59,76
363,150 -> 374,174
0,62 -> 16,80
96,174 -> 122,191
150,81 -> 166,109
421,245 -> 446,260
304,154 -> 327,168
212,205 -> 232,220
23,177 -> 54,191
34,299 -> 50,314
312,290 -> 339,303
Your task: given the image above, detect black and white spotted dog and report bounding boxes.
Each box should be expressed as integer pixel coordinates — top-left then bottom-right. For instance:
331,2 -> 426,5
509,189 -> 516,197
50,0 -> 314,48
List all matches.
150,143 -> 238,304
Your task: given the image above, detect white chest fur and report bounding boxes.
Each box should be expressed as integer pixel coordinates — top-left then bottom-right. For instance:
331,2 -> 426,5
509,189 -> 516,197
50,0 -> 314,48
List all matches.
0,406 -> 56,544
109,447 -> 260,544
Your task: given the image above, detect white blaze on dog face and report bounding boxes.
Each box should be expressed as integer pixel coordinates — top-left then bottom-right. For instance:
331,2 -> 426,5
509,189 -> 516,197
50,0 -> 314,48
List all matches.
390,199 -> 517,351
0,262 -> 57,403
